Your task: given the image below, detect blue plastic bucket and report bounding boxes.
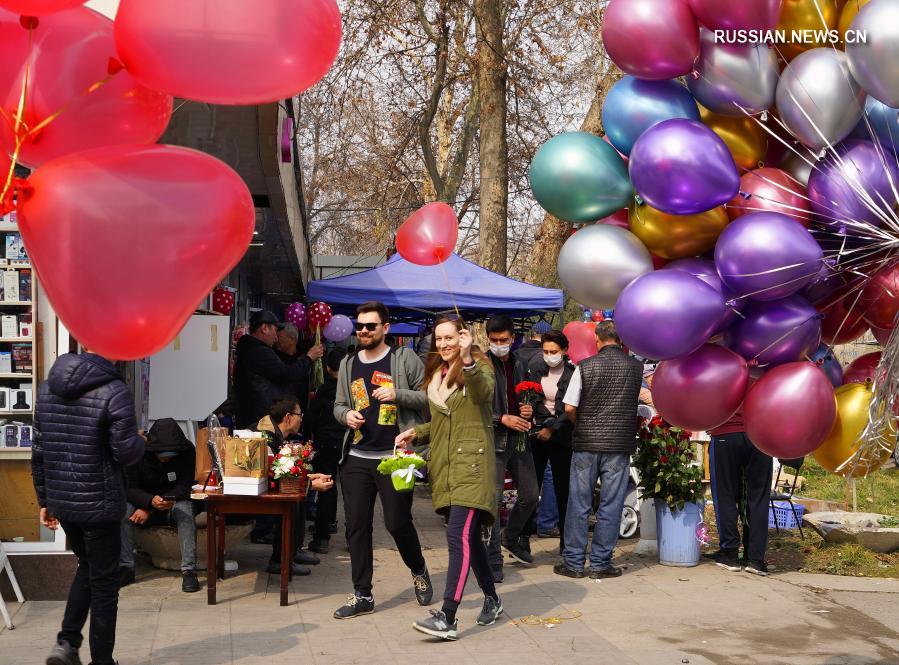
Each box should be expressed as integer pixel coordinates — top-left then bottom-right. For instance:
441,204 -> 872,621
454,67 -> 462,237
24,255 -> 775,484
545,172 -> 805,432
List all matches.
654,499 -> 703,567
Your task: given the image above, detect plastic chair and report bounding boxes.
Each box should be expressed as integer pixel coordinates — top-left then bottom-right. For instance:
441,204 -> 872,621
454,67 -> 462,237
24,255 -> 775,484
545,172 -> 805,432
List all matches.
0,543 -> 25,629
771,457 -> 805,539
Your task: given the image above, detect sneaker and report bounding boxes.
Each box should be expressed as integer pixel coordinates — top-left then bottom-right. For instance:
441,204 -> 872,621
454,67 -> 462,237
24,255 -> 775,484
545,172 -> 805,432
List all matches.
745,560 -> 769,576
502,537 -> 534,565
553,563 -> 584,579
412,610 -> 458,641
46,640 -> 82,665
491,567 -> 504,584
293,549 -> 320,566
588,566 -> 623,579
537,527 -> 560,539
181,571 -> 201,593
308,539 -> 330,554
412,568 -> 434,606
251,533 -> 274,545
119,567 -> 135,589
266,560 -> 311,576
333,594 -> 374,619
476,595 -> 503,626
715,551 -> 743,572
702,549 -> 725,560
519,535 -> 532,555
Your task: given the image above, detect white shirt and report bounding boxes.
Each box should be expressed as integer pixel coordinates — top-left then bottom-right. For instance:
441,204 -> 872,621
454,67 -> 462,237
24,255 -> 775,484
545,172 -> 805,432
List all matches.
562,367 -> 582,408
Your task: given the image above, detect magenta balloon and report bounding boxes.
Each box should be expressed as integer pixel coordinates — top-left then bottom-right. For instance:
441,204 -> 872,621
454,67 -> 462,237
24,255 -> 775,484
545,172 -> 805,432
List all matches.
664,257 -> 744,331
744,361 -> 837,458
687,0 -> 782,31
602,0 -> 699,80
615,270 -> 726,360
871,325 -> 894,346
629,119 -> 740,215
715,212 -> 823,301
653,344 -> 749,431
724,294 -> 822,367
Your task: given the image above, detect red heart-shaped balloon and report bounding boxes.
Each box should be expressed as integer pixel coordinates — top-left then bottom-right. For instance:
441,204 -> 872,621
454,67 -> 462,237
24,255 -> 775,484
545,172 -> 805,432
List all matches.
18,144 -> 253,359
396,202 -> 458,265
0,0 -> 86,16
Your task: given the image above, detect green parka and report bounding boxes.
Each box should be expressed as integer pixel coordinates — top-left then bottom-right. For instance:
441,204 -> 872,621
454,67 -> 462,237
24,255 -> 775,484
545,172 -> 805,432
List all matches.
414,359 -> 497,523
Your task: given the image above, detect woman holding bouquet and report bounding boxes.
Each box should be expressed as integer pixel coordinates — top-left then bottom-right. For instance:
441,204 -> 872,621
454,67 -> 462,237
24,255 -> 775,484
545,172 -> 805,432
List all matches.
396,315 -> 501,641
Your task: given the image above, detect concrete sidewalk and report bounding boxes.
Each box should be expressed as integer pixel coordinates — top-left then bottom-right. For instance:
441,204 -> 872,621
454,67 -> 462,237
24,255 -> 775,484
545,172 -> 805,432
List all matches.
2,488 -> 898,665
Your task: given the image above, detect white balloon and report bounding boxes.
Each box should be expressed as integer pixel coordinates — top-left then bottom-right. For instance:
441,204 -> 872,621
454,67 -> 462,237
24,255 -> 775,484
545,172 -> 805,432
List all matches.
846,0 -> 899,108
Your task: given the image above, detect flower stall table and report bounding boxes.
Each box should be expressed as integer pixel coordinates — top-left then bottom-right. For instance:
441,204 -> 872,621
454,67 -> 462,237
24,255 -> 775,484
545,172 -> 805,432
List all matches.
203,488 -> 304,606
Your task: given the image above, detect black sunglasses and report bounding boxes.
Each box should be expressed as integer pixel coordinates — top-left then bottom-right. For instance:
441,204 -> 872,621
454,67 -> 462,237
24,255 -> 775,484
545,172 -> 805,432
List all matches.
354,322 -> 381,332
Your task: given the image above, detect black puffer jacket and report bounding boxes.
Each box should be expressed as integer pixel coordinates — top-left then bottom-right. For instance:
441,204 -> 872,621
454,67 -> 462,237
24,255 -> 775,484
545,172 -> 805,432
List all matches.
126,418 -> 195,510
32,353 -> 145,524
233,334 -> 311,429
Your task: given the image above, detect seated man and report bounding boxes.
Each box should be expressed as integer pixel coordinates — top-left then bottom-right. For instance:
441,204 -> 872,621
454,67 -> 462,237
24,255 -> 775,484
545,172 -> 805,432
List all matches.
121,418 -> 200,593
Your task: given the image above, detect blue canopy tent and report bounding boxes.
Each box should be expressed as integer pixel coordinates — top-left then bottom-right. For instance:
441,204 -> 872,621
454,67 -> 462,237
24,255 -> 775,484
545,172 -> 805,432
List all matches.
307,253 -> 563,323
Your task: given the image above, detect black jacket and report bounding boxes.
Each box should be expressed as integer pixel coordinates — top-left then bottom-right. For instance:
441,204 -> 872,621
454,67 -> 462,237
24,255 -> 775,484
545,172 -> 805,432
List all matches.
32,353 -> 145,524
126,418 -> 195,510
233,334 -> 311,429
304,376 -> 344,454
514,340 -> 543,372
277,349 -> 311,412
488,351 -> 529,453
527,359 -> 575,447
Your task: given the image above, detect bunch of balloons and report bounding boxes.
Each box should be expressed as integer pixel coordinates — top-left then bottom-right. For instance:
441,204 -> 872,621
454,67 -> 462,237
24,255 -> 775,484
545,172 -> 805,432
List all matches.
531,0 -> 899,476
0,0 -> 342,359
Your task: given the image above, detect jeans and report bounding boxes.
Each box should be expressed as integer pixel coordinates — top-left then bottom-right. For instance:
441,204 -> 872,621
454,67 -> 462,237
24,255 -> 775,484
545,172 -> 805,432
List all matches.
59,520 -> 121,665
488,444 -> 539,570
537,465 -> 559,531
121,500 -> 197,572
563,451 -> 630,571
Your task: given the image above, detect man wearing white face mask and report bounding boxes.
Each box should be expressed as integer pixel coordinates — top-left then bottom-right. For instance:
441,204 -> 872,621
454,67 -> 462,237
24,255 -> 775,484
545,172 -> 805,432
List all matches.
485,315 -> 539,579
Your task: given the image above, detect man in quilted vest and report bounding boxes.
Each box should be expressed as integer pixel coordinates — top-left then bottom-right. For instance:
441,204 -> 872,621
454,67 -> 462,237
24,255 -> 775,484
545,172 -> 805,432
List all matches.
555,321 -> 642,579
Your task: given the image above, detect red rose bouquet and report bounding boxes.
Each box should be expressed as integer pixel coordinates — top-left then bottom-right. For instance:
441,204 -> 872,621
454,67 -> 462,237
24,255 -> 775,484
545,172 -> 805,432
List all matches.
633,415 -> 702,511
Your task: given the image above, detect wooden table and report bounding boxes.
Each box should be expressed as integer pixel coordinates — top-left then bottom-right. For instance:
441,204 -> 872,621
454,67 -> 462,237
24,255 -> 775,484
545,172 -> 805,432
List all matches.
204,489 -> 303,606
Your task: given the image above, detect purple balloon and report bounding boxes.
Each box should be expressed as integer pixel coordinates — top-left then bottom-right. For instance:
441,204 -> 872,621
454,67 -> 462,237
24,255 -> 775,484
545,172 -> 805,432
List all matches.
687,0 -> 782,31
629,118 -> 740,215
323,314 -> 353,342
724,294 -> 822,367
808,140 -> 899,234
715,212 -> 823,301
810,342 -> 843,388
801,257 -> 842,305
664,257 -> 744,331
285,302 -> 306,328
615,270 -> 726,360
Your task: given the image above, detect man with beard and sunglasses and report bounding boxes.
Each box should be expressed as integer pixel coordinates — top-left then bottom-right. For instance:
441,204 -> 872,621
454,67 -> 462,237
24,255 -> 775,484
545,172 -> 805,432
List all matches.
332,301 -> 433,619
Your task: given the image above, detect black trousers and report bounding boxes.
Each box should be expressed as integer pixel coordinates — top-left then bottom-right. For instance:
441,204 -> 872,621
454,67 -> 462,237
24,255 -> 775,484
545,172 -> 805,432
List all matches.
529,436 -> 573,548
488,444 -> 539,569
312,445 -> 341,542
442,506 -> 496,617
58,521 -> 121,665
710,432 -> 773,562
340,454 -> 426,596
271,503 -> 304,562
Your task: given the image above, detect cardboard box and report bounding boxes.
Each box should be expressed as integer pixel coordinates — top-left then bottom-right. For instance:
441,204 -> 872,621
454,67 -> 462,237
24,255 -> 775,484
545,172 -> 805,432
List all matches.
222,436 -> 269,479
1,315 -> 16,338
18,269 -> 30,301
5,234 -> 19,260
18,321 -> 30,338
11,344 -> 30,373
18,425 -> 32,447
222,476 -> 267,496
3,269 -> 18,301
0,351 -> 11,373
10,387 -> 31,411
3,424 -> 17,447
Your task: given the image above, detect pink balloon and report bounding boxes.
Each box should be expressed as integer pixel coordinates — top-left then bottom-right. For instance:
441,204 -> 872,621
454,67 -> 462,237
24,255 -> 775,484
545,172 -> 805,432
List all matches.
0,0 -> 86,15
562,321 -> 597,364
687,0 -> 783,31
114,0 -> 342,105
653,344 -> 749,431
744,361 -> 837,458
843,352 -> 882,385
871,325 -> 894,346
395,202 -> 458,265
597,209 -> 629,229
727,167 -> 811,226
602,0 -> 700,80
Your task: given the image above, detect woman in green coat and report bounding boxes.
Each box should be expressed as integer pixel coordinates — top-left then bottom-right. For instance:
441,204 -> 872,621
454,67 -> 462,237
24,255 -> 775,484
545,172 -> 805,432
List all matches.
396,315 -> 501,641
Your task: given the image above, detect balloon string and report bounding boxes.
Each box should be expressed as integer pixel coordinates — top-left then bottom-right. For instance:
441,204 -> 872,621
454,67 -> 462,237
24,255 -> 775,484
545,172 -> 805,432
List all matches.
437,256 -> 465,326
26,70 -> 120,139
0,23 -> 34,206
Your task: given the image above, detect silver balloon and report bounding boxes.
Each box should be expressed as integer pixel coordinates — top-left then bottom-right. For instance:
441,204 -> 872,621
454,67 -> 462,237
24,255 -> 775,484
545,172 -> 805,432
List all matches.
557,224 -> 653,310
779,149 -> 815,187
846,0 -> 899,108
776,49 -> 865,151
687,30 -> 778,117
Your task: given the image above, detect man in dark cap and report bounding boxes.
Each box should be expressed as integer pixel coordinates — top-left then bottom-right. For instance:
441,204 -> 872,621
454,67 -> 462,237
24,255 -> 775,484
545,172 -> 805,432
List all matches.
233,310 -> 324,429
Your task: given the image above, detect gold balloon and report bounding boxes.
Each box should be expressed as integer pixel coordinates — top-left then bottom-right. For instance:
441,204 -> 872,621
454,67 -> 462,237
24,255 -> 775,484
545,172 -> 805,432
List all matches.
777,0 -> 839,61
628,203 -> 730,260
814,382 -> 896,478
839,0 -> 872,41
699,106 -> 767,171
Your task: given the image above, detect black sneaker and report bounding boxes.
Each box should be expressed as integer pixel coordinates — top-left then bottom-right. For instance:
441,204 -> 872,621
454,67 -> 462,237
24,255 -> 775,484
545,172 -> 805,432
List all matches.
476,595 -> 503,626
491,567 -> 504,584
266,560 -> 311,576
46,640 -> 82,665
502,537 -> 534,565
715,552 -> 743,572
293,549 -> 320,566
412,610 -> 458,641
519,535 -> 532,555
333,594 -> 374,619
553,563 -> 584,579
181,571 -> 201,593
745,560 -> 769,576
588,566 -> 622,579
412,568 -> 434,606
537,527 -> 560,538
119,567 -> 135,589
308,539 -> 330,554
702,549 -> 725,560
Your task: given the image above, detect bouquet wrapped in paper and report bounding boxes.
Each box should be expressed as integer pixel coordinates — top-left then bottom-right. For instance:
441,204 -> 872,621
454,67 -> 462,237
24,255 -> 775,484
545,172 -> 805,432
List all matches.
377,450 -> 426,492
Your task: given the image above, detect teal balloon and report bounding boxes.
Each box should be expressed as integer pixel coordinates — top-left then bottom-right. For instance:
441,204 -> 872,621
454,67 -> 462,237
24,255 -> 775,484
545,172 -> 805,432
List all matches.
529,132 -> 633,224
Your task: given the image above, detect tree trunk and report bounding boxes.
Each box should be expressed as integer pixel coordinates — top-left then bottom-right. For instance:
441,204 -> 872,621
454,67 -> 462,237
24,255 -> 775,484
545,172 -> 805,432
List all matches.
474,0 -> 508,274
526,66 -> 623,287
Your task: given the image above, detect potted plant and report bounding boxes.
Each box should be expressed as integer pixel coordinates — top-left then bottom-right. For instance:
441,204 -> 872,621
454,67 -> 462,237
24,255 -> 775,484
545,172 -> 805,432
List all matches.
632,415 -> 704,567
270,442 -> 315,497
